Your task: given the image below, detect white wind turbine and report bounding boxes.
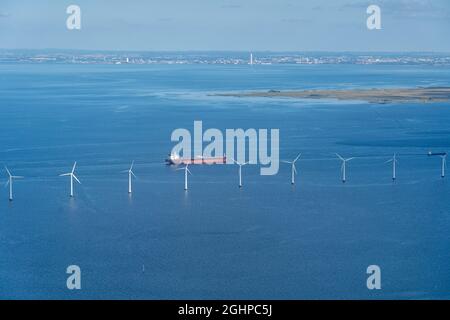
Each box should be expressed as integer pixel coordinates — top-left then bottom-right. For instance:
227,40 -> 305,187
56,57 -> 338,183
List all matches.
336,153 -> 354,183
440,154 -> 447,178
122,161 -> 136,193
282,153 -> 301,185
385,153 -> 398,181
233,159 -> 248,188
428,151 -> 447,178
59,162 -> 81,197
177,164 -> 192,191
5,167 -> 24,201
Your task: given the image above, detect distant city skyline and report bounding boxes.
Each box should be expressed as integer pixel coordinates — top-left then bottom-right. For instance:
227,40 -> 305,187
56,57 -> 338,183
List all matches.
0,0 -> 449,52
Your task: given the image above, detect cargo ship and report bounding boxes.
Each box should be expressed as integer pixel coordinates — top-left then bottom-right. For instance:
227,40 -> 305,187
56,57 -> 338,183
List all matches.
165,152 -> 227,165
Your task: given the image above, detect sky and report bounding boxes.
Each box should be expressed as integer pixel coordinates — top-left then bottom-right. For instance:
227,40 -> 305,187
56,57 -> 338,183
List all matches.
0,0 -> 449,52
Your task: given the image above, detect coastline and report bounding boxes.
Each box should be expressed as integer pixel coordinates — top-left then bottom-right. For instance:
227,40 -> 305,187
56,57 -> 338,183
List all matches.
212,87 -> 450,104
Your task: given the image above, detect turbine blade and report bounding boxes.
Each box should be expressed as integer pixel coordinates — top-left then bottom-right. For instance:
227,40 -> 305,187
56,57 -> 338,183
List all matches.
293,153 -> 302,162
130,161 -> 134,171
281,160 -> 292,164
384,159 -> 393,164
73,174 -> 81,184
4,166 -> 11,177
187,168 -> 192,175
71,162 -> 77,173
293,164 -> 297,174
12,176 -> 24,179
4,180 -> 9,188
59,173 -> 71,176
346,157 -> 355,161
131,171 -> 137,178
336,153 -> 344,161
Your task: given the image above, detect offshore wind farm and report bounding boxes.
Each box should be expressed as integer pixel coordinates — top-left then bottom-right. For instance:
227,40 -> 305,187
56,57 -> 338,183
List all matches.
1,151 -> 447,198
1,53 -> 450,300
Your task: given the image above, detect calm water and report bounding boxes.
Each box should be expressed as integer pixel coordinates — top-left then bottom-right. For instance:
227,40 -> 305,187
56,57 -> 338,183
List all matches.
0,63 -> 449,299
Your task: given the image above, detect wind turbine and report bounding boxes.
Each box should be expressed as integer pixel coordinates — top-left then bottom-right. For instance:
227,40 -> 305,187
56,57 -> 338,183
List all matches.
177,164 -> 192,191
5,167 -> 24,201
282,153 -> 301,185
336,153 -> 354,183
385,153 -> 398,181
59,162 -> 81,197
122,161 -> 136,193
440,154 -> 447,178
428,151 -> 447,178
233,159 -> 248,188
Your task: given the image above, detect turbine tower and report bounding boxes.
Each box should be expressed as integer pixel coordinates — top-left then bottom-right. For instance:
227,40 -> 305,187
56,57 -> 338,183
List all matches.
282,153 -> 301,184
177,164 -> 192,191
385,153 -> 398,181
5,167 -> 24,201
336,153 -> 354,183
233,159 -> 248,188
122,161 -> 136,193
59,162 -> 81,197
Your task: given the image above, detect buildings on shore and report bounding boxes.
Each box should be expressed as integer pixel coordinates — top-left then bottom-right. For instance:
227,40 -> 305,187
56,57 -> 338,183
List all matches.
1,51 -> 449,66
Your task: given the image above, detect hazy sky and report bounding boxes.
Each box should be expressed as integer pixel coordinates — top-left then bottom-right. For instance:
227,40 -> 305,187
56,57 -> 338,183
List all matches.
0,0 -> 449,51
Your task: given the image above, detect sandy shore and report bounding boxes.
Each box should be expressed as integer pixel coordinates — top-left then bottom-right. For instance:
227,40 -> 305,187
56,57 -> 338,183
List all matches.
213,87 -> 450,104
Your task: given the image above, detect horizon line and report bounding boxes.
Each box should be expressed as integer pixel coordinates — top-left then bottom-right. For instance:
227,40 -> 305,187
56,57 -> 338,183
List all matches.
1,48 -> 450,55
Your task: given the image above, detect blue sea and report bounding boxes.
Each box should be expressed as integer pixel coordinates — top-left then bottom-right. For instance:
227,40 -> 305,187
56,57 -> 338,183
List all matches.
0,62 -> 449,299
